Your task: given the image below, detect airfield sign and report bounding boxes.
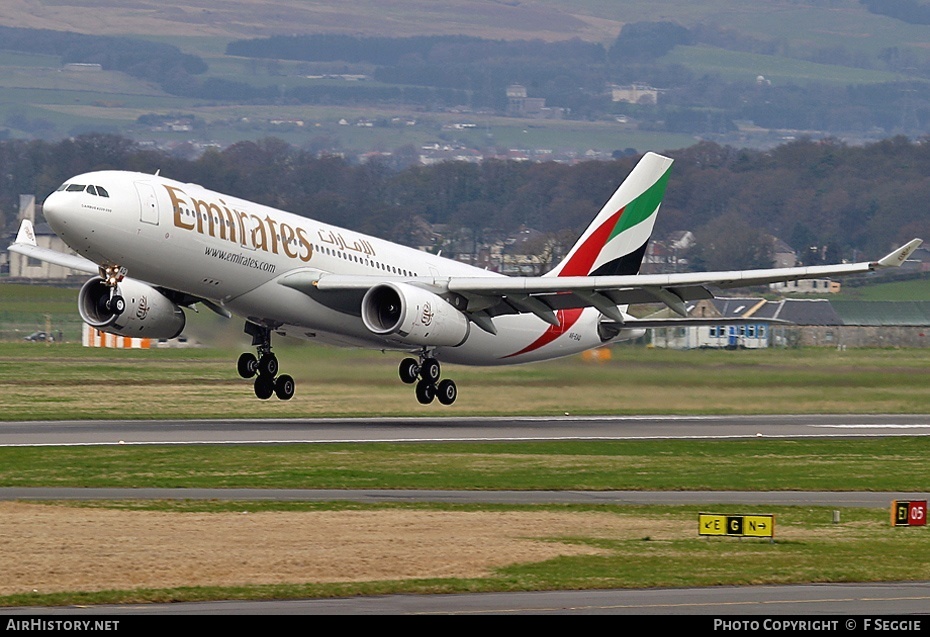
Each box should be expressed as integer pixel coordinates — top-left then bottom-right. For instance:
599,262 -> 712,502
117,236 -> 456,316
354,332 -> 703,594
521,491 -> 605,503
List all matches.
699,513 -> 775,538
892,500 -> 927,527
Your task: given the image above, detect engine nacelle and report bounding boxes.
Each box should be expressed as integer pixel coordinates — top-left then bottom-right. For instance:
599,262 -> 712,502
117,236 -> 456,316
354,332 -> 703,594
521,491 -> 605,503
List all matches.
78,276 -> 186,339
361,282 -> 469,347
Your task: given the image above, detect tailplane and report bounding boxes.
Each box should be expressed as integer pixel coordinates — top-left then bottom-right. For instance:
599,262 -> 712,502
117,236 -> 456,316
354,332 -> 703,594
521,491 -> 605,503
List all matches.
545,151 -> 673,277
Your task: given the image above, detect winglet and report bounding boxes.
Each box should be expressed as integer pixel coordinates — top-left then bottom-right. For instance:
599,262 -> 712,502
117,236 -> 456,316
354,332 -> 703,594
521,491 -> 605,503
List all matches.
14,219 -> 36,247
876,238 -> 923,268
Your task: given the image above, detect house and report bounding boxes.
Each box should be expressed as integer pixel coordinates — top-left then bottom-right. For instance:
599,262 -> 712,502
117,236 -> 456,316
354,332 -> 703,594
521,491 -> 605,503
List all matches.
610,84 -> 659,105
771,237 -> 797,268
769,278 -> 841,294
650,297 -> 773,350
649,296 -> 930,349
756,299 -> 844,347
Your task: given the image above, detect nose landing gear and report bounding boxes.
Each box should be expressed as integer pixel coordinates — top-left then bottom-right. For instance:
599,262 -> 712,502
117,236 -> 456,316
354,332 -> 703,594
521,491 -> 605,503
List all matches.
399,351 -> 457,405
98,264 -> 127,316
237,322 -> 294,401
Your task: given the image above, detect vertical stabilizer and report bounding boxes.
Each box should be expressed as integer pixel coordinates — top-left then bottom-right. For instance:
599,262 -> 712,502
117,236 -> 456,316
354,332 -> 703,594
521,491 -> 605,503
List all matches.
545,152 -> 673,277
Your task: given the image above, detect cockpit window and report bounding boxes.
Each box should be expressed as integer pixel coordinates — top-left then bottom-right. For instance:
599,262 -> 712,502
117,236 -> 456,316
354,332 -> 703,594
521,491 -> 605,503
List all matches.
59,183 -> 110,197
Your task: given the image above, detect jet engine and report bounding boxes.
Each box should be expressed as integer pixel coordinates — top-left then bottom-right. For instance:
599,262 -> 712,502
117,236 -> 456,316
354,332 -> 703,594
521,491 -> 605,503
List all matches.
361,282 -> 469,347
78,276 -> 186,339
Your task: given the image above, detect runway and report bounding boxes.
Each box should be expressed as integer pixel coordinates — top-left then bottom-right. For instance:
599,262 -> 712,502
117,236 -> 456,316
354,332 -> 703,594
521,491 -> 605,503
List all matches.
2,413 -> 927,616
6,582 -> 930,616
1,413 -> 929,447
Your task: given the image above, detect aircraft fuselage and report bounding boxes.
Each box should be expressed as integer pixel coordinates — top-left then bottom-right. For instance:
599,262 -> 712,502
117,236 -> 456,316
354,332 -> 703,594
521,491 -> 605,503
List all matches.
42,171 -> 633,366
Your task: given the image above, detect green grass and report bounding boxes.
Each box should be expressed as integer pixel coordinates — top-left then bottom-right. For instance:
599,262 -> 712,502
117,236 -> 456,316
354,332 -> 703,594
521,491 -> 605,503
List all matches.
5,341 -> 930,418
0,501 -> 927,607
663,45 -> 906,86
835,276 -> 930,301
2,279 -> 930,606
0,437 -> 927,491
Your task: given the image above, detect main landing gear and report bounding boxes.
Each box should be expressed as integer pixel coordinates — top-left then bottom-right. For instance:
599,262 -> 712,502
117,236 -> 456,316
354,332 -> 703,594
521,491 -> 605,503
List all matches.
398,351 -> 457,405
237,322 -> 295,401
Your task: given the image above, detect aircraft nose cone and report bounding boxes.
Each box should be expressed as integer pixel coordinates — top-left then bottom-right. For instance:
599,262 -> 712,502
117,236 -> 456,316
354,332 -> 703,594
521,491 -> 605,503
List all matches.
42,191 -> 66,230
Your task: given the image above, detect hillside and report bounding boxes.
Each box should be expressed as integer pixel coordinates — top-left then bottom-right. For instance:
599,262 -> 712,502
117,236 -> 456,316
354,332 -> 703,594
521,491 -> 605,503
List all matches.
0,0 -> 622,42
0,2 -> 928,155
0,1 -> 923,54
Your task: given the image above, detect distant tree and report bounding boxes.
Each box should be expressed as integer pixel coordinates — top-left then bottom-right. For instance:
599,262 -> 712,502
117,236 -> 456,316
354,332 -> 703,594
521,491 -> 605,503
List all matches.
608,21 -> 693,63
691,211 -> 775,271
862,0 -> 930,25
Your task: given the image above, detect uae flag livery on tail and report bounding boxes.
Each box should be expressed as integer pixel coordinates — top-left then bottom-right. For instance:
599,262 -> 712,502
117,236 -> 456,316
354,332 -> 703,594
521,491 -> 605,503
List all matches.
546,152 -> 673,278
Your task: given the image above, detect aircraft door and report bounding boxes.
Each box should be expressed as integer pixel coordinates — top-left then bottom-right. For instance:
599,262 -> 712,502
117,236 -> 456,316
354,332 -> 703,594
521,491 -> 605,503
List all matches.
135,182 -> 159,225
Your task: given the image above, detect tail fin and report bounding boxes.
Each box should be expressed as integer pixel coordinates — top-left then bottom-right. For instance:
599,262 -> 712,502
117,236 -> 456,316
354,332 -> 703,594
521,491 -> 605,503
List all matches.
545,152 -> 673,278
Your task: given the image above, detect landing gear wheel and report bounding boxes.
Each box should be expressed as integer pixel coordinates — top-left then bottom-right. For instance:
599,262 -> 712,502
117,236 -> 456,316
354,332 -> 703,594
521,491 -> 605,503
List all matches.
274,374 -> 295,400
258,353 -> 279,378
436,379 -> 457,405
237,353 -> 258,379
415,379 -> 436,405
254,375 -> 274,400
241,322 -> 298,401
399,358 -> 420,384
108,295 -> 125,316
420,357 -> 441,384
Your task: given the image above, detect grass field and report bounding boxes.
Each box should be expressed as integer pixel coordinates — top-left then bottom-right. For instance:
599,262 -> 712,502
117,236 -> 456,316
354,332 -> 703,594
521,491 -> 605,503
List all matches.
2,340 -> 929,606
3,283 -> 930,606
1,501 -> 928,607
1,437 -> 929,607
4,340 -> 930,419
1,437 -> 927,492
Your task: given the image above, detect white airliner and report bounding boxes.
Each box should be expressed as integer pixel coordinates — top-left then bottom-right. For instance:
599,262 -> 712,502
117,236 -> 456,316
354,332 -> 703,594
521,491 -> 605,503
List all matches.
9,152 -> 922,405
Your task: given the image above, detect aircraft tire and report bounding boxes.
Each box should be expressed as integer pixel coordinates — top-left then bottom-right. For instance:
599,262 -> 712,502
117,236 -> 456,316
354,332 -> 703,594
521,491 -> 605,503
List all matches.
399,358 -> 419,384
237,353 -> 258,379
437,379 -> 457,405
258,354 -> 279,377
254,375 -> 275,400
274,374 -> 295,400
415,379 -> 435,405
420,358 -> 441,383
108,295 -> 125,316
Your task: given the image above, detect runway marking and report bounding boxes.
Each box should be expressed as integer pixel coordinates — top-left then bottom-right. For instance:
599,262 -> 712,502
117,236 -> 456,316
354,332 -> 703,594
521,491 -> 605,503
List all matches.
417,594 -> 930,614
422,584 -> 930,615
813,424 -> 930,428
4,431 -> 930,448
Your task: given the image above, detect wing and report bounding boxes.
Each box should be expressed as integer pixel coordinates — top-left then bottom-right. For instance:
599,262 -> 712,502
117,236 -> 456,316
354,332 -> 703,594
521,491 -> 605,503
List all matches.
280,239 -> 922,333
7,219 -> 98,274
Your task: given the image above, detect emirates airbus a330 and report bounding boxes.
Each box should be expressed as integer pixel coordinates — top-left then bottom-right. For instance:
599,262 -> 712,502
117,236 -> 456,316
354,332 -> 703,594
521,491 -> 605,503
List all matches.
10,152 -> 922,405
